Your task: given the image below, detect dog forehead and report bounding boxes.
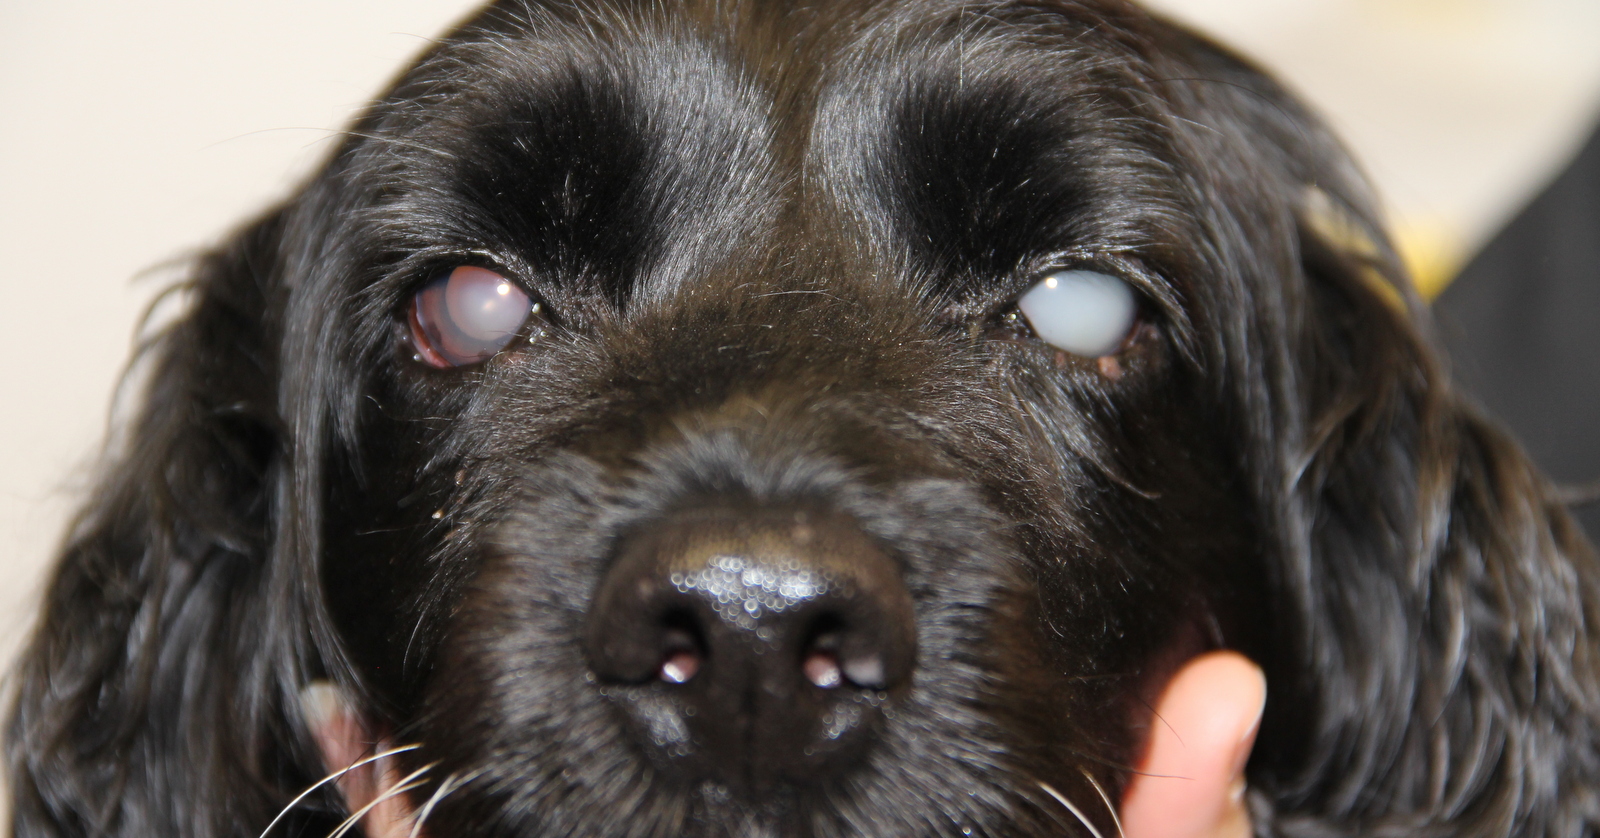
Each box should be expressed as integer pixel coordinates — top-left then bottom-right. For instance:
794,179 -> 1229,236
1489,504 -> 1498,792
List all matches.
355,0 -> 1183,304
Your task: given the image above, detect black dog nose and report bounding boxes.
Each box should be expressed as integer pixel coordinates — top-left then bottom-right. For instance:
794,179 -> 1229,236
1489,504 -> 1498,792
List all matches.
583,507 -> 915,789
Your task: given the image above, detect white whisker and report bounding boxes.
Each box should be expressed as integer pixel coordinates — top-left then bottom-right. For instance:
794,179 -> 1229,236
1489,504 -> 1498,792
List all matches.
257,745 -> 421,838
406,768 -> 486,838
406,774 -> 458,838
1038,780 -> 1106,838
327,763 -> 438,838
1077,768 -> 1126,838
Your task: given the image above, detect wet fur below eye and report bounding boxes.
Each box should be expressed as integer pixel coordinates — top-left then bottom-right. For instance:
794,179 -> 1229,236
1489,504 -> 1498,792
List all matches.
9,3 -> 1599,838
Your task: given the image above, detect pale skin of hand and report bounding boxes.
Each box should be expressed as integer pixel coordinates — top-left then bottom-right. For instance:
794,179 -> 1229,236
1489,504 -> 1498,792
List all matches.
305,650 -> 1265,838
1120,651 -> 1265,838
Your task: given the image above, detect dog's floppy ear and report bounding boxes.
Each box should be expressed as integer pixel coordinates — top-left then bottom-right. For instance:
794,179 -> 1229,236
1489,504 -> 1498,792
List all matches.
1258,105 -> 1600,838
1151,24 -> 1600,832
5,207 -> 337,838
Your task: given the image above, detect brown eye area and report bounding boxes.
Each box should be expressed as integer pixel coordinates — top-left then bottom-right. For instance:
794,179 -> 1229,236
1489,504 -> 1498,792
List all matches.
408,266 -> 536,368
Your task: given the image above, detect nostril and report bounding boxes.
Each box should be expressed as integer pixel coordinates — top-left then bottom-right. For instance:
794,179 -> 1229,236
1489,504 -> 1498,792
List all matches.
803,648 -> 843,689
659,625 -> 702,684
660,649 -> 701,684
800,627 -> 888,690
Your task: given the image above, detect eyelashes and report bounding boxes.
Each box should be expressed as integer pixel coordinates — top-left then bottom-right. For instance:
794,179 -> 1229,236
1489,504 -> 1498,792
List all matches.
402,265 -> 1142,370
407,266 -> 543,368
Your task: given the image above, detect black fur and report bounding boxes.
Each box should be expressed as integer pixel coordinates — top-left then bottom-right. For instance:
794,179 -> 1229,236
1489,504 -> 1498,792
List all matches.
9,1 -> 1600,836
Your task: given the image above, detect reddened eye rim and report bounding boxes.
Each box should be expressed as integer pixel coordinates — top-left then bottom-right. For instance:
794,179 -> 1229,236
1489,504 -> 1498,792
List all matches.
408,293 -> 454,369
406,265 -> 538,369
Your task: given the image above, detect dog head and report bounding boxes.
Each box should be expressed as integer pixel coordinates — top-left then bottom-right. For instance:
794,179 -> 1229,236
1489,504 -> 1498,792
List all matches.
11,1 -> 1600,837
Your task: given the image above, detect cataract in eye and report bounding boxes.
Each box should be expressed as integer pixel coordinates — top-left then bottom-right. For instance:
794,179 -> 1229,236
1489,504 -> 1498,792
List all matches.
1016,270 -> 1136,359
410,265 -> 535,367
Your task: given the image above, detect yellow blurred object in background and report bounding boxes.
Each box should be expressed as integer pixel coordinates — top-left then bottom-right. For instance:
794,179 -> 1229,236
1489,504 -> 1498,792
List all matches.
1394,221 -> 1464,300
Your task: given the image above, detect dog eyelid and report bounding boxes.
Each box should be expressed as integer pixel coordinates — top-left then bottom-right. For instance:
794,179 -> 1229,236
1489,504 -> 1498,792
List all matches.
1015,270 -> 1138,358
408,265 -> 539,368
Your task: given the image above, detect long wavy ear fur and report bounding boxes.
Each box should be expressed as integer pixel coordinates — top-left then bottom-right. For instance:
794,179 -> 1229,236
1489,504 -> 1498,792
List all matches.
1237,75 -> 1600,838
1150,24 -> 1600,836
1270,195 -> 1600,836
5,208 -> 337,837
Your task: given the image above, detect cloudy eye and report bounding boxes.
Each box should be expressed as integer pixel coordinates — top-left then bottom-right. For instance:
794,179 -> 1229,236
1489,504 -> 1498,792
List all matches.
1015,270 -> 1137,358
408,266 -> 537,368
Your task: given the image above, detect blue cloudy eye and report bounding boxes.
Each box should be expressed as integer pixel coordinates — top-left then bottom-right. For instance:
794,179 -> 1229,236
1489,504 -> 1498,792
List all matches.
1015,270 -> 1137,358
408,266 -> 536,368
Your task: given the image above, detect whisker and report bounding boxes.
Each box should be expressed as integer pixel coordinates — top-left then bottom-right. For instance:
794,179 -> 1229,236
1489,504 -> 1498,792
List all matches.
406,773 -> 459,838
327,763 -> 438,838
328,781 -> 430,838
1038,780 -> 1106,838
407,767 -> 489,838
257,745 -> 421,838
1077,768 -> 1126,838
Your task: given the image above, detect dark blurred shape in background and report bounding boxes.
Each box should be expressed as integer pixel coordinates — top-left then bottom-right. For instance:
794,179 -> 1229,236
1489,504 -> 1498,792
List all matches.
1437,123 -> 1600,541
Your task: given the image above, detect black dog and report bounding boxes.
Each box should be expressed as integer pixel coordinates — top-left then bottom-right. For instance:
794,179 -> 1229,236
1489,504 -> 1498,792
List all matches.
10,1 -> 1600,836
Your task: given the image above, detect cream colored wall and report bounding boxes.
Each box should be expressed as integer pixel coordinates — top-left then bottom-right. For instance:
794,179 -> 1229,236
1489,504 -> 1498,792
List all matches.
1144,0 -> 1600,295
1,0 -> 1597,811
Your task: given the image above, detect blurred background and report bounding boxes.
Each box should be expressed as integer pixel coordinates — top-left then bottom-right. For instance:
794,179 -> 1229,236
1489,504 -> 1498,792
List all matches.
2,0 -> 1599,765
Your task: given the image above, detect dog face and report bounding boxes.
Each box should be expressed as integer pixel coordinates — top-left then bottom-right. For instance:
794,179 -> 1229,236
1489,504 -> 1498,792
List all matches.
11,2 -> 1600,837
315,3 -> 1268,832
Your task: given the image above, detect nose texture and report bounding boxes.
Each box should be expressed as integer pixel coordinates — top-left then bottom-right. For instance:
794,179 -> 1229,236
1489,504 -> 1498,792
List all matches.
583,506 -> 916,792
